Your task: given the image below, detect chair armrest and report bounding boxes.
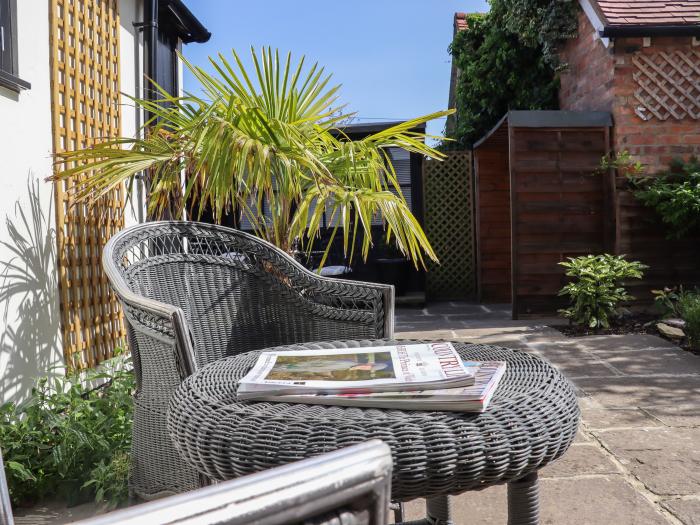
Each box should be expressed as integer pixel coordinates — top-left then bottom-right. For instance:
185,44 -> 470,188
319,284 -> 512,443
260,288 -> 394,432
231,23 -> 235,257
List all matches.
313,275 -> 395,338
102,243 -> 197,379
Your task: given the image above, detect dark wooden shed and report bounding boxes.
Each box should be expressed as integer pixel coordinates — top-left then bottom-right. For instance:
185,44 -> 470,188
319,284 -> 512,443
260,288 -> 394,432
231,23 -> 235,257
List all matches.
473,111 -> 613,318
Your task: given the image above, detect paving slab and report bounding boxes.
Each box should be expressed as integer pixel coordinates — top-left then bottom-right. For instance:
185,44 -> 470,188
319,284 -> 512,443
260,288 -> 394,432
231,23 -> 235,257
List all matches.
395,320 -> 453,331
540,443 -> 619,478
572,334 -> 680,353
395,330 -> 458,341
602,348 -> 700,377
575,376 -> 700,408
13,501 -> 100,524
641,405 -> 700,428
420,303 -> 492,316
537,476 -> 670,524
661,498 -> 700,525
399,476 -> 669,525
595,428 -> 700,496
400,485 -> 507,524
581,408 -> 663,430
538,356 -> 618,379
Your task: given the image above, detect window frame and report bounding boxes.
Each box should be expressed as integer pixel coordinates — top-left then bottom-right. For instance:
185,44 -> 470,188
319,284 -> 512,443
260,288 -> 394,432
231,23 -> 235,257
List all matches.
0,0 -> 30,92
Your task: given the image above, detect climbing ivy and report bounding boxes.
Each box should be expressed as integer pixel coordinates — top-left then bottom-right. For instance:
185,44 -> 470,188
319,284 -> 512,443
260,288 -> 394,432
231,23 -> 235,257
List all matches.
491,0 -> 579,66
447,0 -> 579,148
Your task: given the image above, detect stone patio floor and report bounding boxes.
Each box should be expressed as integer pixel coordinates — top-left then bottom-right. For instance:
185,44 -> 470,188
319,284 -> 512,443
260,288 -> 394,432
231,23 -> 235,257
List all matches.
396,302 -> 700,525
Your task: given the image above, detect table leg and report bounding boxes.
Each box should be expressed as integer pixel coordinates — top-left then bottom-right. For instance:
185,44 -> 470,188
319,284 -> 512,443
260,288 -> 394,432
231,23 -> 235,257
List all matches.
391,502 -> 405,523
427,495 -> 453,524
507,471 -> 539,525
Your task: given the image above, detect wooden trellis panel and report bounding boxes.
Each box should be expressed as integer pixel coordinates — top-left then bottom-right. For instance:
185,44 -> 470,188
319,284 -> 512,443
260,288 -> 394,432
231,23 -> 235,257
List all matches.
632,50 -> 700,121
49,0 -> 125,370
423,151 -> 476,300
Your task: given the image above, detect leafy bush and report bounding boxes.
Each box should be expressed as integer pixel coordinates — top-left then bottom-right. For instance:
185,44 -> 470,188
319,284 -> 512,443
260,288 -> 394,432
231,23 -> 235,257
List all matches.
678,292 -> 700,349
0,352 -> 134,509
558,254 -> 647,329
629,157 -> 700,238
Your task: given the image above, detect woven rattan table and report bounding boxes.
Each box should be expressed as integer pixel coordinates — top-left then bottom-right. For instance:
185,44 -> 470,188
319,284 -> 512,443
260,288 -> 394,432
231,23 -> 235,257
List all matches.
168,340 -> 580,525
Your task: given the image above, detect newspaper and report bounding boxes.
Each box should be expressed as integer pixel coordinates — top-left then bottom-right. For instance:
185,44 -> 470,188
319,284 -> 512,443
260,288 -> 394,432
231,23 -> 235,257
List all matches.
237,342 -> 475,400
251,361 -> 507,412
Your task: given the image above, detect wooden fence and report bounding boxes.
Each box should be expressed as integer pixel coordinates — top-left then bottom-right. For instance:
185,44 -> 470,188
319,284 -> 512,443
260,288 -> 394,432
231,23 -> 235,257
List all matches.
423,151 -> 476,300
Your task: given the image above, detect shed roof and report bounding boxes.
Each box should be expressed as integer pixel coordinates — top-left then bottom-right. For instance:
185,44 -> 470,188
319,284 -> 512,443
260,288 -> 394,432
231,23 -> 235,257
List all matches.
592,0 -> 700,27
473,111 -> 612,150
330,120 -> 426,140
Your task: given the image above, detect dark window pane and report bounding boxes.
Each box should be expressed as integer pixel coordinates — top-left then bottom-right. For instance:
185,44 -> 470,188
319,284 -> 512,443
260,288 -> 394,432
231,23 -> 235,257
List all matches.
0,0 -> 13,75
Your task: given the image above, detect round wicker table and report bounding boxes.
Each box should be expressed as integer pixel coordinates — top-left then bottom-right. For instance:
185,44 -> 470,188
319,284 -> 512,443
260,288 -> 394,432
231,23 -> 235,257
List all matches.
168,340 -> 580,525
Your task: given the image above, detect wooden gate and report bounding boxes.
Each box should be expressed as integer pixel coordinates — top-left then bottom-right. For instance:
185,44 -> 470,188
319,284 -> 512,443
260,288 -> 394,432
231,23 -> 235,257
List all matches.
423,151 -> 476,300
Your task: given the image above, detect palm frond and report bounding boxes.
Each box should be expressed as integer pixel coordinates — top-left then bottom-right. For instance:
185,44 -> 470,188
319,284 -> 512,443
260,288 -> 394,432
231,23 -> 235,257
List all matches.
48,47 -> 452,266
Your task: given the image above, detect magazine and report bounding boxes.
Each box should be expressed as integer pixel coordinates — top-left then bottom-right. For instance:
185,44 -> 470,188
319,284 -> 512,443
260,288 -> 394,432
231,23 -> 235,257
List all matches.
237,342 -> 475,400
250,361 -> 507,412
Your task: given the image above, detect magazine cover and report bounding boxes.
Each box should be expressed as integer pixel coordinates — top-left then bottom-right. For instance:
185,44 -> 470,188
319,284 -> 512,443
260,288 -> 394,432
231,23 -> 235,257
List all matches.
254,361 -> 507,412
237,343 -> 475,399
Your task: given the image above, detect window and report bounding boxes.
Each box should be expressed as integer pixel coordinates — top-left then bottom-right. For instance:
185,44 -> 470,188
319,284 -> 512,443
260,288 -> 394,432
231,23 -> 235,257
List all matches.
0,0 -> 30,92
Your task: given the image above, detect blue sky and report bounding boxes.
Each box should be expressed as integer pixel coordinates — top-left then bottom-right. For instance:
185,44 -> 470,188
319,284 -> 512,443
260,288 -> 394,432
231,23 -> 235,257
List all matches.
181,1 -> 490,139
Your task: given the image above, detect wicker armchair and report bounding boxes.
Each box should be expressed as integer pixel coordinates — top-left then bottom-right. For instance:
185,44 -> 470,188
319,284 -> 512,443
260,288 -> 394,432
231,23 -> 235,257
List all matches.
102,221 -> 394,500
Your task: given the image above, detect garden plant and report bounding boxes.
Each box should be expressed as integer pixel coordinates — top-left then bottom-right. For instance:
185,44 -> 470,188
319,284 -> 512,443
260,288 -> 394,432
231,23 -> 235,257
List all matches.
558,254 -> 647,329
50,48 -> 452,268
630,157 -> 700,239
0,352 -> 134,509
678,291 -> 700,349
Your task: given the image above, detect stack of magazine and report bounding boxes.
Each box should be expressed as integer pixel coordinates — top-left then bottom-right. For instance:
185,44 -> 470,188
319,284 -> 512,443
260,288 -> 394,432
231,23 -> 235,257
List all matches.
238,342 -> 506,412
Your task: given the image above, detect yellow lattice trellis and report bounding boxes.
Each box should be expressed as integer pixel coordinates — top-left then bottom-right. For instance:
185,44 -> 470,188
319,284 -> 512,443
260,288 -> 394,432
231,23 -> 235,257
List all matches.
49,0 -> 125,370
632,50 -> 700,121
423,151 -> 476,300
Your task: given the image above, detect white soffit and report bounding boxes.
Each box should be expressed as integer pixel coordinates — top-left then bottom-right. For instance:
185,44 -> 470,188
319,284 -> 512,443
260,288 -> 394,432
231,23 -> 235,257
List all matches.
580,0 -> 612,48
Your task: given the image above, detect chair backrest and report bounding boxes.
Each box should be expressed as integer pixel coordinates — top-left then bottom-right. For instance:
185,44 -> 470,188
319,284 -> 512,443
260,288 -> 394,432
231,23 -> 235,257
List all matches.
73,440 -> 392,525
104,222 -> 389,378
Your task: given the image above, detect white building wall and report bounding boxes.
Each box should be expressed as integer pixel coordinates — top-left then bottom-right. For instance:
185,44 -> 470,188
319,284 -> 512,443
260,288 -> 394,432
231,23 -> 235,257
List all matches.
0,0 -> 144,403
119,0 -> 145,226
0,0 -> 61,404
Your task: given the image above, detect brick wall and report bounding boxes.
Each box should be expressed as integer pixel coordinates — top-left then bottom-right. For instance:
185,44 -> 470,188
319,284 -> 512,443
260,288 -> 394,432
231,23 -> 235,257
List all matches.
558,11 -> 700,303
559,11 -> 615,112
559,11 -> 700,174
611,35 -> 700,173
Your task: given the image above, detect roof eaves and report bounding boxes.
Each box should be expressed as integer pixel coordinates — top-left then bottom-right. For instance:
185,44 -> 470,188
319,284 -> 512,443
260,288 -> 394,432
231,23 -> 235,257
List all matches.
161,0 -> 211,44
600,23 -> 700,38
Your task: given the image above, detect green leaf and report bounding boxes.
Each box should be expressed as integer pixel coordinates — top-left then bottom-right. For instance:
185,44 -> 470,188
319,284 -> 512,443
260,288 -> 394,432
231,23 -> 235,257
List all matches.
6,461 -> 37,482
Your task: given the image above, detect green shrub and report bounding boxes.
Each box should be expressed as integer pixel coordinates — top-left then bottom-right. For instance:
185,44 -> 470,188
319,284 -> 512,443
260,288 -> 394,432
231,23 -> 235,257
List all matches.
630,157 -> 700,238
678,292 -> 700,349
558,254 -> 647,329
0,352 -> 134,509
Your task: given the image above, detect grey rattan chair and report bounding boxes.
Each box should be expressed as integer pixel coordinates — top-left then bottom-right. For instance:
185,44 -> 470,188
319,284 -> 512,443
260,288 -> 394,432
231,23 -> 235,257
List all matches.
102,221 -> 394,500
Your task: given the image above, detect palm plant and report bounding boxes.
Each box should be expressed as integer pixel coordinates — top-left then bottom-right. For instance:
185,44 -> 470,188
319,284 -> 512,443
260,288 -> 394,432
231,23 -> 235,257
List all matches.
50,47 -> 452,267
